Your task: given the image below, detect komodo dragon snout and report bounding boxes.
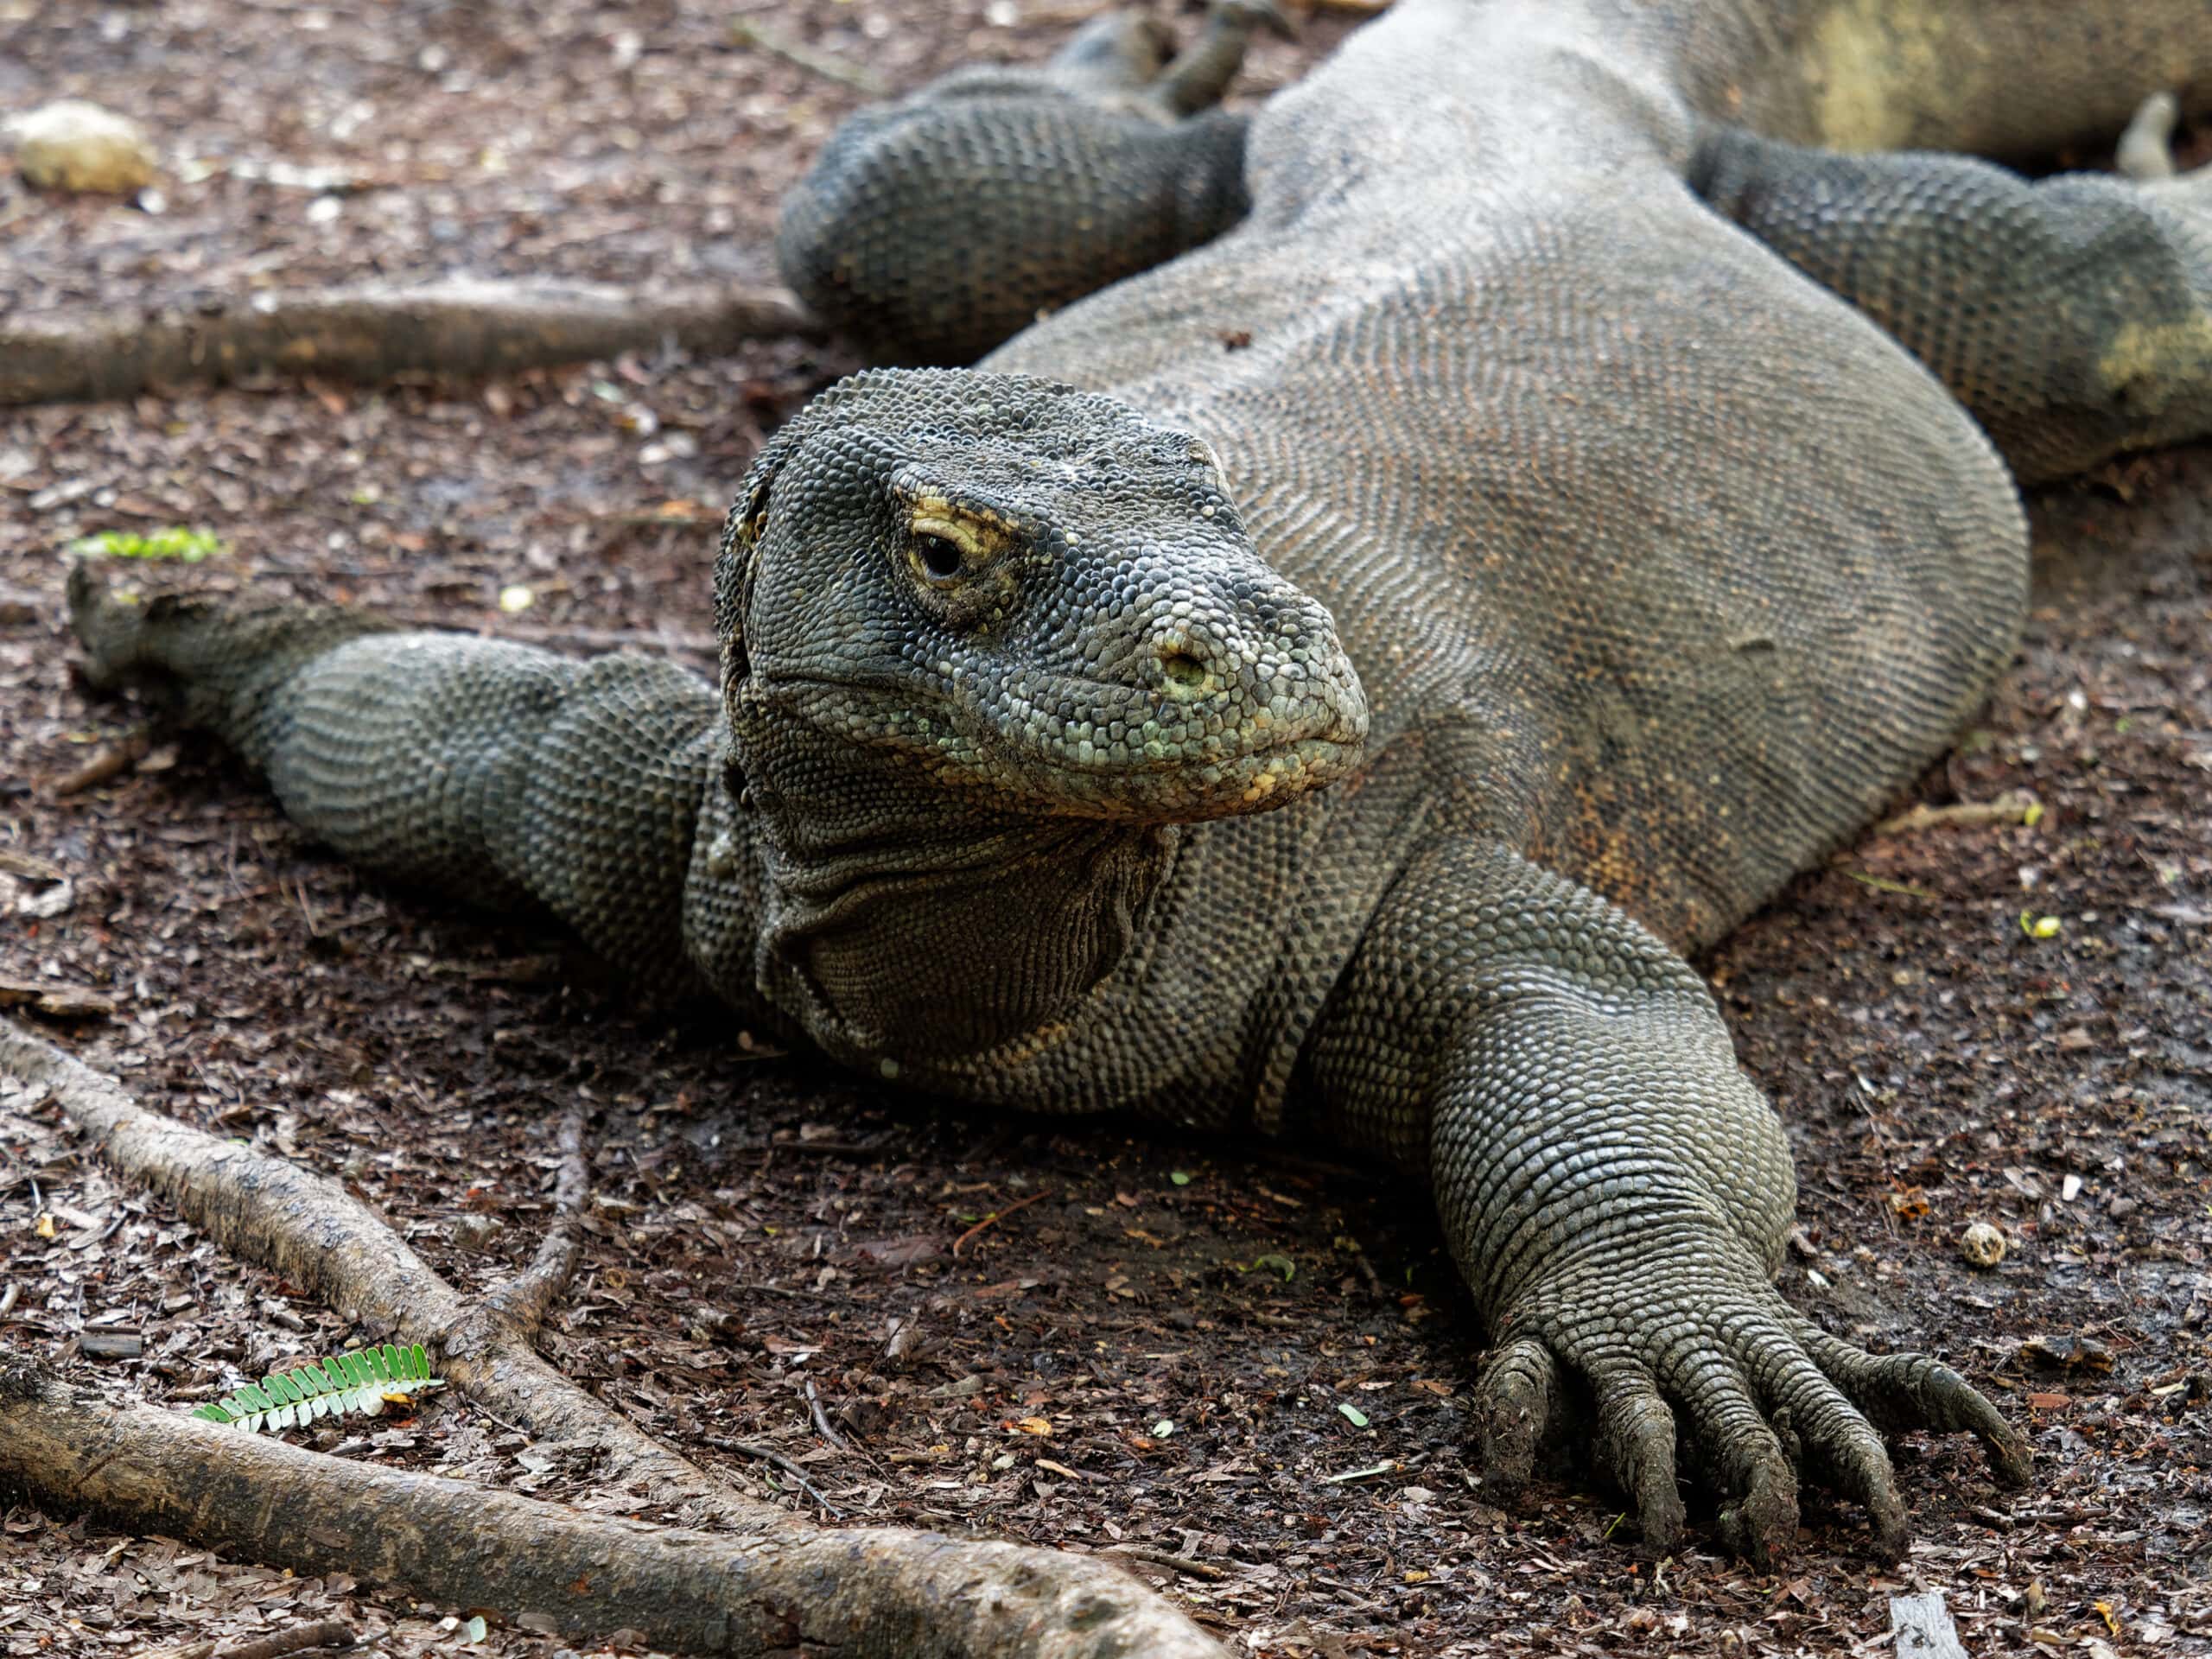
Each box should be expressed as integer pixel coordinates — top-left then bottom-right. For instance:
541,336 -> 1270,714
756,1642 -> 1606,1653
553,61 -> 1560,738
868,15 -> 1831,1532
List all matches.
713,366 -> 1370,824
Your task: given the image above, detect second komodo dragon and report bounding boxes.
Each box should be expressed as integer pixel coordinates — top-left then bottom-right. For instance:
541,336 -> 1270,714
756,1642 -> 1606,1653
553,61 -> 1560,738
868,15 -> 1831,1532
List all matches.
70,0 -> 2212,1562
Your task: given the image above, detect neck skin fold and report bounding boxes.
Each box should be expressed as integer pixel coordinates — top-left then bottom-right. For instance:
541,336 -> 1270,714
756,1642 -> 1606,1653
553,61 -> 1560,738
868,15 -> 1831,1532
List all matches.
733,724 -> 1181,1064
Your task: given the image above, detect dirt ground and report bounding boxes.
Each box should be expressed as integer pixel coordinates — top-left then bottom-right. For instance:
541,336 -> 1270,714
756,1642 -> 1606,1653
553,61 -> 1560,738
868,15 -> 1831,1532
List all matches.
2,2 -> 2209,1656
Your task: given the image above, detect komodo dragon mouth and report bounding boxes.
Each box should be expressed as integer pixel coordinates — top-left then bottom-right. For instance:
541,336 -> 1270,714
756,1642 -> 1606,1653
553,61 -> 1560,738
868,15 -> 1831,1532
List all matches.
755,669 -> 1368,821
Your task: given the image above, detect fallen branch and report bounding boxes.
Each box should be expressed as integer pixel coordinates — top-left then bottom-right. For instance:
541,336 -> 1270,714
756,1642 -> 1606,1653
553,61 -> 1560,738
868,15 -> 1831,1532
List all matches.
0,1021 -> 1227,1657
728,19 -> 887,94
0,1357 -> 1224,1658
0,1020 -> 747,1522
0,278 -> 823,407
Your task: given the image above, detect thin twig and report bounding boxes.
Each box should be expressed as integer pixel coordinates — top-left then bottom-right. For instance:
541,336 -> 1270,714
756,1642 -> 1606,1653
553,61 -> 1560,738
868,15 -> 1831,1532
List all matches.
951,1187 -> 1053,1256
703,1434 -> 846,1516
1837,868 -> 1941,900
1872,790 -> 2041,839
1102,1544 -> 1226,1581
729,19 -> 887,94
802,1376 -> 851,1453
51,728 -> 150,798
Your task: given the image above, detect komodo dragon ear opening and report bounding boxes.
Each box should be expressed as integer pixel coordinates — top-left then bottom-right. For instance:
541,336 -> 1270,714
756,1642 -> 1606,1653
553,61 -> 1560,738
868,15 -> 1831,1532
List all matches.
713,424 -> 801,693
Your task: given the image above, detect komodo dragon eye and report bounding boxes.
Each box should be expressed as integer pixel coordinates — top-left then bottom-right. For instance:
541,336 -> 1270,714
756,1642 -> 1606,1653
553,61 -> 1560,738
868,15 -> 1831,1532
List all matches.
902,509 -> 1007,591
912,531 -> 964,582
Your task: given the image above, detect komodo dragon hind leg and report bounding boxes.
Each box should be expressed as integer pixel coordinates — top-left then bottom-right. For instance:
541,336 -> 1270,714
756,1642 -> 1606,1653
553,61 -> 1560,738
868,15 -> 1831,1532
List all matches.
1691,116 -> 2212,486
777,1 -> 1274,365
1144,0 -> 1297,120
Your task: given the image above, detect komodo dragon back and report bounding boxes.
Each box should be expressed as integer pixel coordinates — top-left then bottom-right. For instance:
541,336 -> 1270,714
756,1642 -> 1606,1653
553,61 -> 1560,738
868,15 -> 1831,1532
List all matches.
979,0 -> 2212,949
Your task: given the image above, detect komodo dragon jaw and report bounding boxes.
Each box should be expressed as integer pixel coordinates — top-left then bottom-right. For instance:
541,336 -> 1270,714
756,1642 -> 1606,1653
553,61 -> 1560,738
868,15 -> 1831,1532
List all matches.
711,367 -> 1370,827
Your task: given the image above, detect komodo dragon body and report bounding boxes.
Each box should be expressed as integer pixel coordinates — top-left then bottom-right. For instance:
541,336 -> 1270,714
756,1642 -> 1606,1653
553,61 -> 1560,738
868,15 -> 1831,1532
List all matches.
70,0 -> 2212,1564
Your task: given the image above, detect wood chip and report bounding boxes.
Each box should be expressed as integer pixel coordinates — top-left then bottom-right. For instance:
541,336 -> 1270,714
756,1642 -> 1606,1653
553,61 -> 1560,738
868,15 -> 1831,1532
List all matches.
0,978 -> 117,1019
0,849 -> 66,882
1890,1592 -> 1968,1659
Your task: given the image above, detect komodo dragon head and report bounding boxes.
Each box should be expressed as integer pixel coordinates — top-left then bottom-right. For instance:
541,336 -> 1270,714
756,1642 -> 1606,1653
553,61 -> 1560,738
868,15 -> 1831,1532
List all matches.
714,367 -> 1369,825
710,367 -> 1369,1059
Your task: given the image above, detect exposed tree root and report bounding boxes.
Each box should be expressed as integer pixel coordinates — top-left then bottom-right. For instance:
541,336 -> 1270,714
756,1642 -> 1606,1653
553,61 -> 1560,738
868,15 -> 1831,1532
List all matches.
0,1020 -> 1228,1658
158,1618 -> 356,1659
0,1021 -> 746,1522
0,278 -> 823,406
469,1106 -> 590,1341
0,1357 -> 1224,1659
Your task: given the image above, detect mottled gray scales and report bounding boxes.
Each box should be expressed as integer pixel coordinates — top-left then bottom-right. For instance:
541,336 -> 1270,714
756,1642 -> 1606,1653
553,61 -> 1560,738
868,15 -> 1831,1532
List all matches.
777,7 -> 1275,366
73,0 -> 2212,1567
1693,126 -> 2212,482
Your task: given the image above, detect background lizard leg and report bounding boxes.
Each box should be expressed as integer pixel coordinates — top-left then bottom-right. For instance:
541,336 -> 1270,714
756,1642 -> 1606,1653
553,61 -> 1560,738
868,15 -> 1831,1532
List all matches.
1691,120 -> 2212,484
775,3 -> 1274,365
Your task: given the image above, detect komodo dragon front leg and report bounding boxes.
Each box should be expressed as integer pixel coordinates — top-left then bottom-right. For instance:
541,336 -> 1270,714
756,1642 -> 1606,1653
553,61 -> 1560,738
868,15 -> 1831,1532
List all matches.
1309,837 -> 2031,1563
67,566 -> 732,1004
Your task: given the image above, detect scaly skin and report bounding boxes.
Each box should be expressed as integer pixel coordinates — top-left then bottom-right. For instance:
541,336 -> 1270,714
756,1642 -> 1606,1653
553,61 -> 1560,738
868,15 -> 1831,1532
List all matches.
776,4 -> 1289,365
72,0 -> 2212,1567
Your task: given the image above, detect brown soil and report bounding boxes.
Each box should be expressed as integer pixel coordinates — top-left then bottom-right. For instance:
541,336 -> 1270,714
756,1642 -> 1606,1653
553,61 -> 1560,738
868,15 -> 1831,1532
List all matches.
1,3 -> 2207,1656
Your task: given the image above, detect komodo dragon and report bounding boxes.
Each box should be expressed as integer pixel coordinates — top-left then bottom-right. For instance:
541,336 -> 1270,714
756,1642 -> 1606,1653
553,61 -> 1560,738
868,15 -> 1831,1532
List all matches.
67,0 -> 2212,1565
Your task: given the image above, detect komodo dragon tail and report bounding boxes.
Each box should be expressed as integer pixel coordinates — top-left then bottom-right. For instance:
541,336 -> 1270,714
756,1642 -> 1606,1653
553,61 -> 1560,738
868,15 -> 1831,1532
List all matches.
1703,0 -> 2212,163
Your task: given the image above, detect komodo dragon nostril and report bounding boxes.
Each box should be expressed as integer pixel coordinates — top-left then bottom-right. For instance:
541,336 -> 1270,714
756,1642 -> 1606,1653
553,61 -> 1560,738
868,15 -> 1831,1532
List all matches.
1154,639 -> 1213,699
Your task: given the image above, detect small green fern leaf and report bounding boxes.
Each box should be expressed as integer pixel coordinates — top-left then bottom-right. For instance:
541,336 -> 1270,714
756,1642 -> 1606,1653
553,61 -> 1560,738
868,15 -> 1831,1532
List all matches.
189,1344 -> 445,1433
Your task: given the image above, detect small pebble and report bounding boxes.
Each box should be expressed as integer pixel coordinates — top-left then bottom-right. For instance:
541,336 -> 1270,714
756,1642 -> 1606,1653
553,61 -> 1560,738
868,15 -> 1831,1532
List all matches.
9,99 -> 158,193
1960,1220 -> 2007,1268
